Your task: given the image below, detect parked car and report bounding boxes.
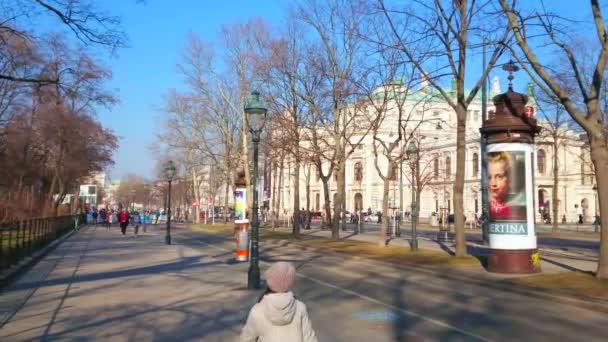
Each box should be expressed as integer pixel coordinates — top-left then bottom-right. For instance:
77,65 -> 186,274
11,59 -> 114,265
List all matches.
364,213 -> 379,223
342,211 -> 352,221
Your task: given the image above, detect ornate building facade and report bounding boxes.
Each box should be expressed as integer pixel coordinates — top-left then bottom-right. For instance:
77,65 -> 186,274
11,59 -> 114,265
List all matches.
270,77 -> 598,224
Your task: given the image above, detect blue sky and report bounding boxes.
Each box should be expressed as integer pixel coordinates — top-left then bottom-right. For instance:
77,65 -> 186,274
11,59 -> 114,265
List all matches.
77,1 -> 585,181
93,0 -> 289,181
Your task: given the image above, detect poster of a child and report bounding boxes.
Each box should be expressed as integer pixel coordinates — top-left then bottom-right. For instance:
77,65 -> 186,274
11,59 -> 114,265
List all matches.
487,151 -> 527,221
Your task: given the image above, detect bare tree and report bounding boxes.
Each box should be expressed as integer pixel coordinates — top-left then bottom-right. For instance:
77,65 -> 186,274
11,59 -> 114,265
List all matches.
297,0 -> 368,239
377,0 -> 510,256
0,0 -> 128,85
498,0 -> 608,278
264,17 -> 310,237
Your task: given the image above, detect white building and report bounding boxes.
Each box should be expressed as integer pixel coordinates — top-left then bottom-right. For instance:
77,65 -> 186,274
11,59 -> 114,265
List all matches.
269,77 -> 598,224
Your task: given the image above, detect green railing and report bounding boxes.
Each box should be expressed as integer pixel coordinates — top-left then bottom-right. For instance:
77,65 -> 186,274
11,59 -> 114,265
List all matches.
0,215 -> 81,271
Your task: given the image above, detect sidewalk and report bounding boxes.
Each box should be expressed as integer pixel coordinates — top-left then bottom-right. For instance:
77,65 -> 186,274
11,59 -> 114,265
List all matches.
2,223 -> 607,341
0,225 -> 254,341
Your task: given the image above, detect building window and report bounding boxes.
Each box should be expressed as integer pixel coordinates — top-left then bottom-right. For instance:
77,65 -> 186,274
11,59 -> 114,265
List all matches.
472,152 -> 479,177
537,149 -> 546,174
445,155 -> 451,179
473,110 -> 480,121
354,162 -> 363,182
434,156 -> 439,179
316,167 -> 321,181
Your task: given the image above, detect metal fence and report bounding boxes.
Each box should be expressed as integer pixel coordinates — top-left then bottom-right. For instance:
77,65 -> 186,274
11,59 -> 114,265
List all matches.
0,215 -> 81,271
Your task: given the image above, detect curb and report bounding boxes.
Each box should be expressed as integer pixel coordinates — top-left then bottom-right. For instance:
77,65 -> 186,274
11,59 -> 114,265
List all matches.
192,226 -> 608,314
0,225 -> 85,290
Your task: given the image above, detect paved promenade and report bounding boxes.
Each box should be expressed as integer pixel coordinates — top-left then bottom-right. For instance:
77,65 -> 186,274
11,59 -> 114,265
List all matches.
0,225 -> 253,341
1,223 -> 607,341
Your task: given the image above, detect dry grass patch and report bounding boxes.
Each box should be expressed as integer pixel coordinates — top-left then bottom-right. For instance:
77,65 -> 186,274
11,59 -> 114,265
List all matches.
259,230 -> 479,266
510,271 -> 608,300
191,223 -> 234,233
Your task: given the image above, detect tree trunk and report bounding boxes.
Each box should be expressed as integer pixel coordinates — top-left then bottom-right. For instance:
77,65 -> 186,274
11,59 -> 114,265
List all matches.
192,168 -> 200,224
292,157 -> 301,237
223,180 -> 230,224
321,177 -> 332,228
380,176 -> 390,246
453,109 -> 467,256
590,136 -> 608,279
271,160 -> 278,229
552,143 -> 559,232
277,159 -> 284,226
305,165 -> 311,211
331,158 -> 344,240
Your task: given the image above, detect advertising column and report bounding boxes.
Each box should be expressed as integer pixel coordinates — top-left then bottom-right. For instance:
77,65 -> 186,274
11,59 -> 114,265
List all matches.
234,170 -> 249,262
480,77 -> 541,273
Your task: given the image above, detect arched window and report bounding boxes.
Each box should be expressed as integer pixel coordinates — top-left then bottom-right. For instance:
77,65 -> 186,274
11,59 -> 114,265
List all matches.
445,155 -> 451,178
433,156 -> 439,179
354,162 -> 363,182
354,193 -> 363,211
538,149 -> 546,174
472,152 -> 479,177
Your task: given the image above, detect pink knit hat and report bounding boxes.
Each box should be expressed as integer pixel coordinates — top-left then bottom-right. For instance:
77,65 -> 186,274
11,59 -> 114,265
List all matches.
264,261 -> 296,292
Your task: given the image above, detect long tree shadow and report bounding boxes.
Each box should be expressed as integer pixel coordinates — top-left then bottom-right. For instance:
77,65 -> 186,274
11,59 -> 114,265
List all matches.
6,256 -> 218,291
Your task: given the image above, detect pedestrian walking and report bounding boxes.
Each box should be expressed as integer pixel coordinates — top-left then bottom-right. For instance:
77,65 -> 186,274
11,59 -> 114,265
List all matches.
92,209 -> 98,225
143,210 -> 149,232
118,208 -> 129,235
132,211 -> 140,236
240,261 -> 317,342
155,210 -> 161,224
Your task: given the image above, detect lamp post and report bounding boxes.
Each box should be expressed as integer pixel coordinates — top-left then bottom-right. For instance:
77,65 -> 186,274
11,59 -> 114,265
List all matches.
164,160 -> 176,245
406,140 -> 419,251
398,140 -> 403,237
245,90 -> 267,289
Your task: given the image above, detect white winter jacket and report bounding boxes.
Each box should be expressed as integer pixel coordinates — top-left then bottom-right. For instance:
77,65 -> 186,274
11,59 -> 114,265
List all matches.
240,292 -> 318,342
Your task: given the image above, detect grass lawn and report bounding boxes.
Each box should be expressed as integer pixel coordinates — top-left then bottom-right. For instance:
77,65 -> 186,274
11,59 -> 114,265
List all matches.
537,230 -> 600,240
191,223 -> 235,233
1,230 -> 37,249
508,271 -> 608,300
259,229 -> 479,267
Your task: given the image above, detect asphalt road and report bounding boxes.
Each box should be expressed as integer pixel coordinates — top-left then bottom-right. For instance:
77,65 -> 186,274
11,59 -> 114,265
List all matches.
173,227 -> 608,342
323,221 -> 600,251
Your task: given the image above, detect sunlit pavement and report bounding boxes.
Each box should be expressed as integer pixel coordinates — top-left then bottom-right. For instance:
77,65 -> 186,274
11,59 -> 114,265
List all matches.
1,224 -> 607,341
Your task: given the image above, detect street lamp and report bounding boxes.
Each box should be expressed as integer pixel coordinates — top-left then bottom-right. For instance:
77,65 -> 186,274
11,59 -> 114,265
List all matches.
245,90 -> 267,289
164,160 -> 176,245
406,140 -> 419,251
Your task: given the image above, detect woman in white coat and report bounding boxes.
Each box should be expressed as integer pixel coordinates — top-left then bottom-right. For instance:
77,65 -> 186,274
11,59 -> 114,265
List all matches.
240,261 -> 318,342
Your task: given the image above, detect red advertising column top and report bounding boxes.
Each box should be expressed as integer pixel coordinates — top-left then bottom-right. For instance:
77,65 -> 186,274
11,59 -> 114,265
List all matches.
480,87 -> 540,144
